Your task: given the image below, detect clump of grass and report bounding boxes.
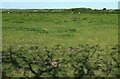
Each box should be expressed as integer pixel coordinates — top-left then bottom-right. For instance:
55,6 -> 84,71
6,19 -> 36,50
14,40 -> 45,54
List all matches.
15,27 -> 48,34
3,19 -> 10,21
12,20 -> 24,23
68,29 -> 76,32
63,20 -> 67,22
82,17 -> 87,20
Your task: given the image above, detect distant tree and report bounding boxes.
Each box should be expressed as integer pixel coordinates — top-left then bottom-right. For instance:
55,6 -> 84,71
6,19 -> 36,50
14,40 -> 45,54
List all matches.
103,8 -> 106,10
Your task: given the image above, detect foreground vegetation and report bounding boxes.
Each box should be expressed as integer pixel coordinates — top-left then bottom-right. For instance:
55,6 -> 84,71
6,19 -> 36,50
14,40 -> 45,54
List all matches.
2,9 -> 119,77
2,44 -> 119,77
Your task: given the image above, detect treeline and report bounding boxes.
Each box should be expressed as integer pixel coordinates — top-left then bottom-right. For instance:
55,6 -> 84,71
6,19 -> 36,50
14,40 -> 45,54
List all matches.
1,8 -> 120,14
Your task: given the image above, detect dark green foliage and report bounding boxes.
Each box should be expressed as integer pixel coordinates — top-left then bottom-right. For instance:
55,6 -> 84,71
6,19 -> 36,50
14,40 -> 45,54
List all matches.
103,8 -> 106,10
2,44 -> 119,77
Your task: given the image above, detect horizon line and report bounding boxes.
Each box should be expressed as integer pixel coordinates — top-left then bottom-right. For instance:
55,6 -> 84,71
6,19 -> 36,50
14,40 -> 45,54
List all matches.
1,8 -> 118,9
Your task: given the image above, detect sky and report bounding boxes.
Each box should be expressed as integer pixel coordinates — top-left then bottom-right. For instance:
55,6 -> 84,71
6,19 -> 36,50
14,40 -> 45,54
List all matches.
0,0 -> 119,2
1,0 -> 120,9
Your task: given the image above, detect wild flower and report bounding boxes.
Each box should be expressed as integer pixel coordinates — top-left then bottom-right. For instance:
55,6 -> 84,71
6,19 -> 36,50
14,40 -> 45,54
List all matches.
50,61 -> 59,68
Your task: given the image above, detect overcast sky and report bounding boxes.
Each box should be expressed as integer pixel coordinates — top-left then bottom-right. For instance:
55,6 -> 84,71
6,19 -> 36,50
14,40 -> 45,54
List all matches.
1,0 -> 119,2
1,0 -> 120,9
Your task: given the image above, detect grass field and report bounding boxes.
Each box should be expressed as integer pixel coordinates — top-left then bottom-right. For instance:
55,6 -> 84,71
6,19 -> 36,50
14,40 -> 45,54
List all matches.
2,13 -> 119,77
2,13 -> 118,48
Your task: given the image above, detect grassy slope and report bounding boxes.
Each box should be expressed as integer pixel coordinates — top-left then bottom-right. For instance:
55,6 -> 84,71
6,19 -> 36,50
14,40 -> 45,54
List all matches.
2,13 -> 118,49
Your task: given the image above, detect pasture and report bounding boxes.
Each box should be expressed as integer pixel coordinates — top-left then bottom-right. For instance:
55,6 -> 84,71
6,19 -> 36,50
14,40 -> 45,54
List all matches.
2,12 -> 119,77
2,13 -> 118,48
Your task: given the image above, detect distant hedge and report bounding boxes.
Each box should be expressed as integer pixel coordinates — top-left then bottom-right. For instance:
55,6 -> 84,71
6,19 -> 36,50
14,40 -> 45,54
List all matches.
1,8 -> 120,14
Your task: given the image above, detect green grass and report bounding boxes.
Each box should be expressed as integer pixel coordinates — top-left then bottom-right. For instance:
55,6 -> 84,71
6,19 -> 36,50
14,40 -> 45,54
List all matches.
2,13 -> 119,77
2,13 -> 118,49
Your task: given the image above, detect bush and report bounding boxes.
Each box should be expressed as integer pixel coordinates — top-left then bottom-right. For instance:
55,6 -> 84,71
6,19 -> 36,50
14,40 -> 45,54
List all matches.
2,44 -> 119,77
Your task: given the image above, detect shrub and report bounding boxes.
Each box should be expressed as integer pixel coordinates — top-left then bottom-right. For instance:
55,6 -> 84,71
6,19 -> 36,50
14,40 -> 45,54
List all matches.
2,44 -> 119,77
